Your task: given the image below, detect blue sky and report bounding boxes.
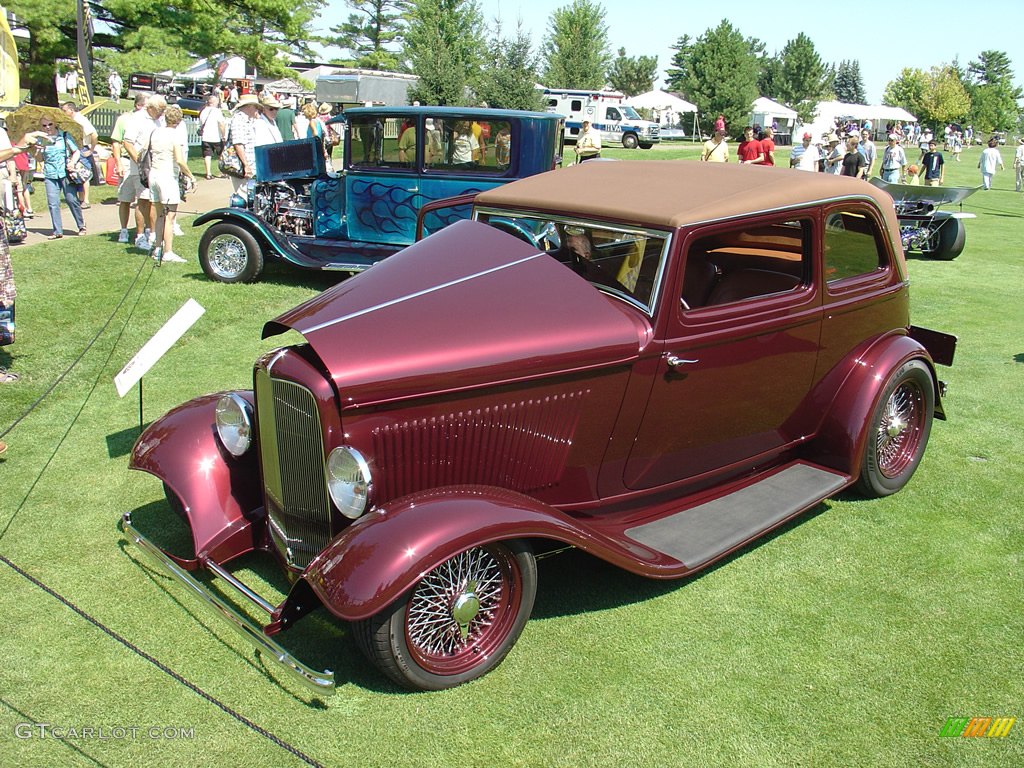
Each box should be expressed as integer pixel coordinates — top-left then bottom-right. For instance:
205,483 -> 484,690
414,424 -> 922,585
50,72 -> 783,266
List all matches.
320,0 -> 1023,105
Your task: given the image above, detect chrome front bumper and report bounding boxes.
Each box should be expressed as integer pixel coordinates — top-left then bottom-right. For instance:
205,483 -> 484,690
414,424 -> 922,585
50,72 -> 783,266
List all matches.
121,511 -> 336,695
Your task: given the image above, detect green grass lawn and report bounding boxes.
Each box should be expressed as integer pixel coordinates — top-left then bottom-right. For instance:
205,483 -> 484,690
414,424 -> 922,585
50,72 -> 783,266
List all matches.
1,144 -> 1022,767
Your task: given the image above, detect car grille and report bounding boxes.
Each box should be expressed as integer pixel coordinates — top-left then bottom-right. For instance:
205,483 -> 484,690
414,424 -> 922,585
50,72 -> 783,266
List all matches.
255,369 -> 331,570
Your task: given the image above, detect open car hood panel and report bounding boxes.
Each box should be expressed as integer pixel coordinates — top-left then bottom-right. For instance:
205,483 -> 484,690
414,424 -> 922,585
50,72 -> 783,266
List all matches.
264,220 -> 644,408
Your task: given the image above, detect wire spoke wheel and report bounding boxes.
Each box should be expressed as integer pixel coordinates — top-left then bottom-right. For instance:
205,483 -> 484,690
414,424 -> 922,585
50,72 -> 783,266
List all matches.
875,380 -> 925,478
356,540 -> 536,690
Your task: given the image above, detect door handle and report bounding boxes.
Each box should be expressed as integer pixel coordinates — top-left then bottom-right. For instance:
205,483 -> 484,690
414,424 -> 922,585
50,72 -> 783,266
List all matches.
666,355 -> 698,369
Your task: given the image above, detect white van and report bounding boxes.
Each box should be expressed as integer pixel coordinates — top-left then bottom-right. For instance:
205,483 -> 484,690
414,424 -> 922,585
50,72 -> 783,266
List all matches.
543,89 -> 660,149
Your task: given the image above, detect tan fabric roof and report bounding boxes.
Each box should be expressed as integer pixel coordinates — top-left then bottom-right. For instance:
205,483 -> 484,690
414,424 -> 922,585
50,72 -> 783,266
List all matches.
476,160 -> 898,231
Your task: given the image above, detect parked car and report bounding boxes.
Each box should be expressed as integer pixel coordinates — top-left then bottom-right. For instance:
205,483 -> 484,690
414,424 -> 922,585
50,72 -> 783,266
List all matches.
124,161 -> 955,693
869,178 -> 978,260
194,106 -> 565,283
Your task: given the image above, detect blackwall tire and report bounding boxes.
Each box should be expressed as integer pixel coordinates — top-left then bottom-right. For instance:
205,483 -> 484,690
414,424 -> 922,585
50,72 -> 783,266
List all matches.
856,359 -> 935,498
354,540 -> 537,690
198,223 -> 265,283
622,133 -> 639,149
929,219 -> 966,260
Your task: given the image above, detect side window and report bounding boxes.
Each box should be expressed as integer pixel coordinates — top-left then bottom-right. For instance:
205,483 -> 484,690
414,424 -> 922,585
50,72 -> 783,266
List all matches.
427,119 -> 512,175
606,108 -> 621,121
823,209 -> 887,283
681,220 -> 810,310
547,98 -> 557,108
349,115 -> 407,169
570,99 -> 582,111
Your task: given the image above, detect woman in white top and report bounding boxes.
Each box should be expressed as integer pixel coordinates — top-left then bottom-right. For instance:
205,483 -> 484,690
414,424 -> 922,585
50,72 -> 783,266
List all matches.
147,105 -> 195,263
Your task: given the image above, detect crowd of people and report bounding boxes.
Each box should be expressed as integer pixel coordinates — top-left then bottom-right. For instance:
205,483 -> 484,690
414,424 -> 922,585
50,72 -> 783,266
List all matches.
698,118 -> 1014,189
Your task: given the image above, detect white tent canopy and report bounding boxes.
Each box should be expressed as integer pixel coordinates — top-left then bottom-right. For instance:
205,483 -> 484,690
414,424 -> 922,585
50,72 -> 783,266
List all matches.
750,97 -> 798,141
794,100 -> 919,141
624,90 -> 697,126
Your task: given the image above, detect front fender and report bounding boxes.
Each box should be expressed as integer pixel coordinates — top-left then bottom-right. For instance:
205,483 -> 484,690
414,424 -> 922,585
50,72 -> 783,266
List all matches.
810,333 -> 939,476
298,486 -> 680,622
130,392 -> 265,564
194,208 -> 318,268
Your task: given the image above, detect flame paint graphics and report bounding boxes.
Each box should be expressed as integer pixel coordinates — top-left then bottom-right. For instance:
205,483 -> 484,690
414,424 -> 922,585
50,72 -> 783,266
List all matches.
351,180 -> 483,235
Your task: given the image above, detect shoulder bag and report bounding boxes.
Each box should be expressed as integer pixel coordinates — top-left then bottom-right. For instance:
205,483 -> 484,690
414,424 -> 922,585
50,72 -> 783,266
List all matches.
137,130 -> 155,187
218,128 -> 245,178
63,133 -> 93,185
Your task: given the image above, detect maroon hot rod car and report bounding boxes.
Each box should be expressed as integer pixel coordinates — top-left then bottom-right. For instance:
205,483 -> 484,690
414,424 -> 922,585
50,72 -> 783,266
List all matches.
124,161 -> 955,693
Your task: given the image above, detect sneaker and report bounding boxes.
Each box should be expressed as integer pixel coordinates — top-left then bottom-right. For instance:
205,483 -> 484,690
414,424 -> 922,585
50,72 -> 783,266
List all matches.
173,222 -> 184,236
117,228 -> 130,244
160,251 -> 186,263
135,233 -> 151,250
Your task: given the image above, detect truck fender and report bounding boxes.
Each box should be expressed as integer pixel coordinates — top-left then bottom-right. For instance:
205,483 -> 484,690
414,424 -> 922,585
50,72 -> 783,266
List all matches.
296,485 -> 676,622
810,333 -> 939,477
130,392 -> 265,565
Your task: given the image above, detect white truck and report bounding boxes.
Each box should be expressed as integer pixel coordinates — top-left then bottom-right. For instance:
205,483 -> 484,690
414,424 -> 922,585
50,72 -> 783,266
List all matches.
542,88 -> 660,149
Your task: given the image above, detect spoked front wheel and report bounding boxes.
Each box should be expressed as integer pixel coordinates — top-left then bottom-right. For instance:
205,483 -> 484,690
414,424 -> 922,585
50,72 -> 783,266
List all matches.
355,540 -> 537,690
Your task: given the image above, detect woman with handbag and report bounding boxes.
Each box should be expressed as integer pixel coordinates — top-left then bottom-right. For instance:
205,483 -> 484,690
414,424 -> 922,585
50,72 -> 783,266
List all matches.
36,118 -> 86,239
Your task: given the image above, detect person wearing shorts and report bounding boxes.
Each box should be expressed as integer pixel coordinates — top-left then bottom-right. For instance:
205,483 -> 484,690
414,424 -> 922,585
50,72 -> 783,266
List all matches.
119,95 -> 166,250
199,93 -> 227,179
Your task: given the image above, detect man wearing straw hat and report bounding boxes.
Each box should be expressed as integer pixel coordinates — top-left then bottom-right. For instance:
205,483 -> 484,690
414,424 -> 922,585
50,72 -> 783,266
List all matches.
228,93 -> 260,195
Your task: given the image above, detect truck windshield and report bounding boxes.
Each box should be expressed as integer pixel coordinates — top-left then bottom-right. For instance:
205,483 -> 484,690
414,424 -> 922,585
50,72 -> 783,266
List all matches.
619,105 -> 642,120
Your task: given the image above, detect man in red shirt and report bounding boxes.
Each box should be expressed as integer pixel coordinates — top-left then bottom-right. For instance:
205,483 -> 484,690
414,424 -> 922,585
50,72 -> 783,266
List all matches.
737,126 -> 764,164
760,126 -> 776,166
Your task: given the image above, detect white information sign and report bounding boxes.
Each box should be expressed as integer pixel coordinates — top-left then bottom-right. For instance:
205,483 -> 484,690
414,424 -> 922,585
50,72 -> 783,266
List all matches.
115,299 -> 205,398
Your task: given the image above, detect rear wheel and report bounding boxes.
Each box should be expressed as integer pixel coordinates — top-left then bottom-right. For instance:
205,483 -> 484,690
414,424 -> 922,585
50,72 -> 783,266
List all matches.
354,540 -> 536,690
928,218 -> 966,260
856,360 -> 935,497
622,133 -> 639,149
199,222 -> 264,283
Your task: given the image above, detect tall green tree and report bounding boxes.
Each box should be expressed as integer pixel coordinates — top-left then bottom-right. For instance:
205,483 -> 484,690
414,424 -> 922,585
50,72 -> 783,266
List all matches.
771,33 -> 831,122
883,65 -> 971,130
833,59 -> 866,103
883,67 -> 928,113
7,0 -> 80,105
327,0 -> 409,71
664,21 -> 760,137
966,50 -> 1022,133
404,0 -> 486,105
540,0 -> 611,89
607,47 -> 656,96
476,21 -> 543,111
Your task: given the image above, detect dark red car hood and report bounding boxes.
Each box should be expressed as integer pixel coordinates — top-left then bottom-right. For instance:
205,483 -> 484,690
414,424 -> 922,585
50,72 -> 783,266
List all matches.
264,220 -> 646,409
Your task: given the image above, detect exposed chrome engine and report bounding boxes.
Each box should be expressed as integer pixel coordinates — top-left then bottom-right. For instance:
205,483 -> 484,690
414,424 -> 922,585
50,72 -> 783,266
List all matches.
899,224 -> 936,252
252,181 -> 314,237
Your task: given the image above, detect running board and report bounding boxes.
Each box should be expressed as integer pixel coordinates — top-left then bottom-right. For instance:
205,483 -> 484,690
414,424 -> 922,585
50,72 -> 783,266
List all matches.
625,463 -> 848,569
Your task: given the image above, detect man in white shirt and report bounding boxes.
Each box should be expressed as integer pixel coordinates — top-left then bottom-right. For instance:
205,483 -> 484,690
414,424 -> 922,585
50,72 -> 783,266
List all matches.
108,71 -> 123,103
120,95 -> 167,249
574,120 -> 601,162
790,133 -> 820,172
1014,137 -> 1024,193
229,94 -> 260,195
198,94 -> 228,179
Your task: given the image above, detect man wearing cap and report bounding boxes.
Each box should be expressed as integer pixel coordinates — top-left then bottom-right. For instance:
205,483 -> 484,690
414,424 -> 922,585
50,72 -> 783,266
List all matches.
790,133 -> 820,172
229,93 -> 261,194
574,120 -> 601,162
1013,137 -> 1024,192
879,134 -> 907,183
254,96 -> 284,147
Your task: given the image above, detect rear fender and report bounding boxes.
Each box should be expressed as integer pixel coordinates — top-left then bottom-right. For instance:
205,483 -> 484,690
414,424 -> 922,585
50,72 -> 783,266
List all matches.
297,486 -> 673,622
130,392 -> 265,564
810,333 -> 940,475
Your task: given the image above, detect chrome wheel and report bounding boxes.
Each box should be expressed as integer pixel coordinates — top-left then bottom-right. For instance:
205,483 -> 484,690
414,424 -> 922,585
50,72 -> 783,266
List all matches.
355,540 -> 536,690
405,545 -> 521,676
875,379 -> 925,478
857,359 -> 935,497
207,233 -> 249,279
198,222 -> 264,283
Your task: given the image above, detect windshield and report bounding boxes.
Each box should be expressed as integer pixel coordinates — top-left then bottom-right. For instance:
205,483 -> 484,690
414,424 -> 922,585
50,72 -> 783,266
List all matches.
619,105 -> 642,120
475,209 -> 669,315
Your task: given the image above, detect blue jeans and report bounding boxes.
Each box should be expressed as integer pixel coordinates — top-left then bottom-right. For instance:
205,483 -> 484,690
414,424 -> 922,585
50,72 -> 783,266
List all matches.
44,176 -> 85,236
881,167 -> 900,183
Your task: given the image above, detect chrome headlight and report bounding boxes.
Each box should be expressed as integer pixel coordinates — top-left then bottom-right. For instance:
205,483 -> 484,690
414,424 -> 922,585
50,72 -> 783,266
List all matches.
215,393 -> 253,457
326,446 -> 372,519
